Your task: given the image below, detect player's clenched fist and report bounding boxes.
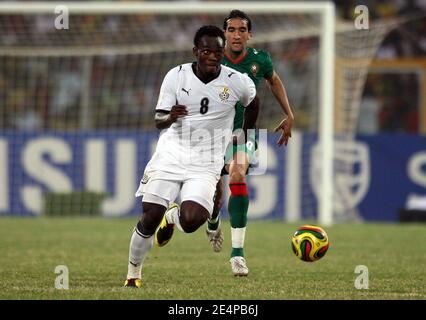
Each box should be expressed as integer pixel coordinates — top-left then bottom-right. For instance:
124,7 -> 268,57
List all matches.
169,105 -> 188,122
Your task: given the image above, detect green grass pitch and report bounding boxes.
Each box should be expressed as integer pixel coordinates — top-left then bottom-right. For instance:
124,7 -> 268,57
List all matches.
0,217 -> 425,300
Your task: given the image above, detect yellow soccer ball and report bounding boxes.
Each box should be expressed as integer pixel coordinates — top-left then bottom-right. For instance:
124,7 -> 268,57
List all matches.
291,225 -> 329,262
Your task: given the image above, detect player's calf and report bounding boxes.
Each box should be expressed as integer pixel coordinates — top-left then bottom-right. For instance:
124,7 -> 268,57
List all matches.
207,179 -> 223,232
140,202 -> 168,235
126,202 -> 166,285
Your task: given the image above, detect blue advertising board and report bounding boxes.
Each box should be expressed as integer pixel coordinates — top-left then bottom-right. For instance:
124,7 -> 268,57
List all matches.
0,131 -> 425,221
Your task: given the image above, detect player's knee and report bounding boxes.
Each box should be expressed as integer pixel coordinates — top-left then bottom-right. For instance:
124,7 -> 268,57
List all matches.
179,213 -> 206,233
180,202 -> 209,233
229,169 -> 246,184
180,220 -> 200,233
137,203 -> 166,236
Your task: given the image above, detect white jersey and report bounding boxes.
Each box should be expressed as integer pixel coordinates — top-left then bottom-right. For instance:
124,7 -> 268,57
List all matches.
146,62 -> 256,179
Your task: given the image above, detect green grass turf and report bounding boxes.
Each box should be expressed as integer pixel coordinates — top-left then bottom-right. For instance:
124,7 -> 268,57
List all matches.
0,217 -> 425,300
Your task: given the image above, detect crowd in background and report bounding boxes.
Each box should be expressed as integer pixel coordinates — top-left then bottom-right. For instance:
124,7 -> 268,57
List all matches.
336,0 -> 425,134
0,0 -> 425,134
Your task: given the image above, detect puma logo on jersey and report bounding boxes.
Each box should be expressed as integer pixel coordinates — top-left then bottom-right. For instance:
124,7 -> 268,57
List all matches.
182,88 -> 191,95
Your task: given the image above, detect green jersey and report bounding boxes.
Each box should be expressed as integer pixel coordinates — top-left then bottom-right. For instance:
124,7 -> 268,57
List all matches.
222,47 -> 274,129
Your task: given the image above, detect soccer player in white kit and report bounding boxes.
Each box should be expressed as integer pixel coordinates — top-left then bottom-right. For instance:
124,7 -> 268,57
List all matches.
124,26 -> 256,287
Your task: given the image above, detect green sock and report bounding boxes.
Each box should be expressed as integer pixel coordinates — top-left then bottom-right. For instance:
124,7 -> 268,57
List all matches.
231,247 -> 244,258
228,183 -> 249,258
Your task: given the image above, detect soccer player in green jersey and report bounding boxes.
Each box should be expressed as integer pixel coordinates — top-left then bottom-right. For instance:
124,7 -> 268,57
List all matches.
205,10 -> 295,276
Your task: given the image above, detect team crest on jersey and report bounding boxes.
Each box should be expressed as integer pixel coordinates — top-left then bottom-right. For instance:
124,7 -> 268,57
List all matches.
250,63 -> 259,77
219,87 -> 230,102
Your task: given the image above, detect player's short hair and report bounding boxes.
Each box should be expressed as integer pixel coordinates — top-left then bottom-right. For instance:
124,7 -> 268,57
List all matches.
223,9 -> 252,31
193,25 -> 226,47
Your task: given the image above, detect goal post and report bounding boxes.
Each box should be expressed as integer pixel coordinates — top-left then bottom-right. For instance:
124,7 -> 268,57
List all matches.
0,1 -> 335,224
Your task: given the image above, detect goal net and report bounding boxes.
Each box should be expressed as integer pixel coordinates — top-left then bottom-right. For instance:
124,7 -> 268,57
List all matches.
0,2 -> 389,223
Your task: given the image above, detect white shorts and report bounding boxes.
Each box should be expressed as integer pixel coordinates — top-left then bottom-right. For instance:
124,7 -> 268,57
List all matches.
135,172 -> 218,214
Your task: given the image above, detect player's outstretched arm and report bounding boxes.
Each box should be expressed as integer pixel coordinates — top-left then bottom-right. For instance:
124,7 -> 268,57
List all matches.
266,71 -> 295,146
155,105 -> 188,129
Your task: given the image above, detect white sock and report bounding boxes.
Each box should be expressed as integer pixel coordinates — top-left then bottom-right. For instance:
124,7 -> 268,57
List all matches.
231,227 -> 246,248
165,206 -> 184,232
127,228 -> 153,279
